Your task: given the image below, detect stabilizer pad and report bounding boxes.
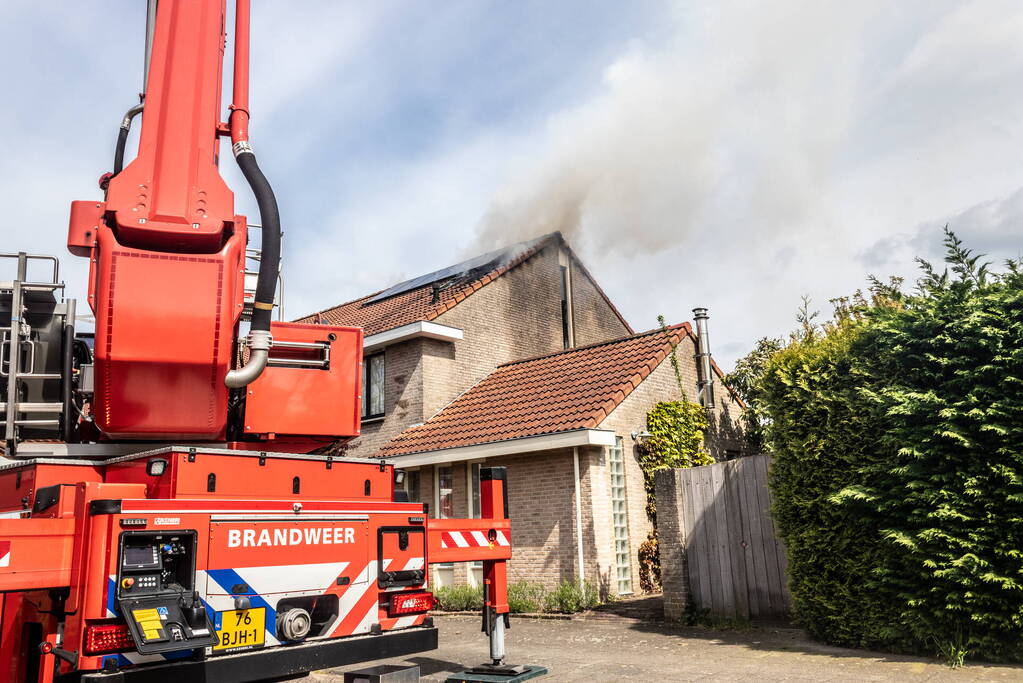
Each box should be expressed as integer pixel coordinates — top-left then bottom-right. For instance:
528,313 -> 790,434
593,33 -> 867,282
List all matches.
445,665 -> 548,682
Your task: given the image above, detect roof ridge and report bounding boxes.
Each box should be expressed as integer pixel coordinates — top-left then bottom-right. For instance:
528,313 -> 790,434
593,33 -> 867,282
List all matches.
497,322 -> 693,369
294,288 -> 387,323
420,232 -> 559,320
371,321 -> 699,458
293,232 -> 561,326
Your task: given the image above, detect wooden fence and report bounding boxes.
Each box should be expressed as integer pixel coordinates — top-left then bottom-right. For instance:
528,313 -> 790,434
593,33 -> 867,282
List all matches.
656,455 -> 791,619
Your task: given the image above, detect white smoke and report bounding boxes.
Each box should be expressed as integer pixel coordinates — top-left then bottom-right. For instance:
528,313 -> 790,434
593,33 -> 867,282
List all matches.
467,0 -> 1023,367
473,2 -> 872,255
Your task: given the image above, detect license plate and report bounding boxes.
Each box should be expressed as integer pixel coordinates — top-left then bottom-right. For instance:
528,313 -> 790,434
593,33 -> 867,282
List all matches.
214,608 -> 265,651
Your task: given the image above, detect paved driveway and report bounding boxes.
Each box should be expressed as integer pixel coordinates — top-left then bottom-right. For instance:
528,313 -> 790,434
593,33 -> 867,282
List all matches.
313,615 -> 1023,682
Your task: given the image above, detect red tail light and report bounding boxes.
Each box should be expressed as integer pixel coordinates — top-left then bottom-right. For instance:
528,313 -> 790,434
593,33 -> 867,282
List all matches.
83,621 -> 135,655
389,591 -> 434,617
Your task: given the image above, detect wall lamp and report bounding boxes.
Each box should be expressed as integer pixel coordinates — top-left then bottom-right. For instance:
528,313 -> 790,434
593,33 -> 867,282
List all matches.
631,430 -> 652,444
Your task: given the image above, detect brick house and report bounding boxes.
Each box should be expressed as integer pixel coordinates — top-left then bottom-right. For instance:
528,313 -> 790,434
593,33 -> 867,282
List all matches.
297,232 -> 745,595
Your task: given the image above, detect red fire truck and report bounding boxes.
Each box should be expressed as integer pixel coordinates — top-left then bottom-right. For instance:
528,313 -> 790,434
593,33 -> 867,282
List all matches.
0,2 -> 537,681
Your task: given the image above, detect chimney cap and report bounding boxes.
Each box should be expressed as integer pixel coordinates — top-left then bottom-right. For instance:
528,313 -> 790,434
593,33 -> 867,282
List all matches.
692,306 -> 709,319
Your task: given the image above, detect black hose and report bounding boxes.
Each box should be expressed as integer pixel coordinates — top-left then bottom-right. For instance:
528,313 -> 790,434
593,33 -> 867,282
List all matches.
234,149 -> 280,332
111,103 -> 144,179
112,126 -> 130,176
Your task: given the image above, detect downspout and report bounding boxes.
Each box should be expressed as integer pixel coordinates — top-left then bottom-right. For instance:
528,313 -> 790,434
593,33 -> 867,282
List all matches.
572,447 -> 585,585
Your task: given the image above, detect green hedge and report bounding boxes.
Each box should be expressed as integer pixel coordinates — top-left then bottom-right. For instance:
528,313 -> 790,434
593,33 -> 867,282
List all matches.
432,580 -> 606,614
761,232 -> 1023,663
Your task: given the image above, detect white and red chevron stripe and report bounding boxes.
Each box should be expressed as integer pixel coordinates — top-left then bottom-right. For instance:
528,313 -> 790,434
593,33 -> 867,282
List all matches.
440,530 -> 509,549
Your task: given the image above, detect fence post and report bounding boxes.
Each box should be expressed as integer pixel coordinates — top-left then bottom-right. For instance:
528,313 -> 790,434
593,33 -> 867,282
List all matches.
655,469 -> 690,621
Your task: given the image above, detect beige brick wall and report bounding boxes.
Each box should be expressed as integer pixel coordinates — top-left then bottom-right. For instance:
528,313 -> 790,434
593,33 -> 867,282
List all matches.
569,259 -> 631,347
596,335 -> 747,594
402,345 -> 744,595
579,445 -> 616,596
349,242 -> 632,457
429,243 -> 628,415
415,447 -> 617,596
407,449 -> 600,591
343,339 -> 426,457
655,468 -> 690,619
485,449 -> 581,588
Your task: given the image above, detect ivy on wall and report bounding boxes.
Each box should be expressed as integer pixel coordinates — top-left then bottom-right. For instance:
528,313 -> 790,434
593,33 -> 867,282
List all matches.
637,398 -> 714,592
640,400 -> 714,518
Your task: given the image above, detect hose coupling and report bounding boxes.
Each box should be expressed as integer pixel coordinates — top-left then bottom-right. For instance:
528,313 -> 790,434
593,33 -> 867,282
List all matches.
224,329 -> 273,388
248,328 -> 272,351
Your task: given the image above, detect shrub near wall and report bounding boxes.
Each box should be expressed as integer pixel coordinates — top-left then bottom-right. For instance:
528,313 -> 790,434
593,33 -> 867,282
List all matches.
760,318 -> 905,650
763,232 -> 1023,663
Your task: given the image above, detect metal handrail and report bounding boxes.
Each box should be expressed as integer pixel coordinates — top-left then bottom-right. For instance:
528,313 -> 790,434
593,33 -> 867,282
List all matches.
0,253 -> 59,284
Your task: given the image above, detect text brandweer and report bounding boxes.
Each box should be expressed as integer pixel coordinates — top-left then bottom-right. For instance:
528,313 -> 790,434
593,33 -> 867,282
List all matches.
227,527 -> 356,548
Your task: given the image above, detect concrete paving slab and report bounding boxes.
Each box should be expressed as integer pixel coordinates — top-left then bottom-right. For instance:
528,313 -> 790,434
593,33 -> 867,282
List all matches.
312,615 -> 1023,682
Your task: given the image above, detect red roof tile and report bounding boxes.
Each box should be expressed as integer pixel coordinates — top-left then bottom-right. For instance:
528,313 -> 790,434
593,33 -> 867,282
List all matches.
294,232 -> 632,337
376,324 -> 695,457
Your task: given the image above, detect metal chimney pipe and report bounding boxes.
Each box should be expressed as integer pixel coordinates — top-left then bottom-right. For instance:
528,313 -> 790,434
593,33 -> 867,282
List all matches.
692,307 -> 715,410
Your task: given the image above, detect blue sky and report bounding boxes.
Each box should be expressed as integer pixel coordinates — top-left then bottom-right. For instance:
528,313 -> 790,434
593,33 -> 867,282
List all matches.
1,1 -> 1021,368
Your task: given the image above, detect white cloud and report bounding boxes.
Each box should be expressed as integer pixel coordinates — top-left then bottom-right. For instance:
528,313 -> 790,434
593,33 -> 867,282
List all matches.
3,0 -> 1022,369
463,0 -> 1023,365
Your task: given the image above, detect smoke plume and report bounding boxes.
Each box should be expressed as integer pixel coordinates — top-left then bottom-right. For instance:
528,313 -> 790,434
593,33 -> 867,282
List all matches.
472,2 -> 871,255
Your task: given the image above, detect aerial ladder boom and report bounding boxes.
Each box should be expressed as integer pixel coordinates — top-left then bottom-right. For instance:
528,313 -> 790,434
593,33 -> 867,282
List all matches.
0,1 -> 536,681
67,0 -> 280,443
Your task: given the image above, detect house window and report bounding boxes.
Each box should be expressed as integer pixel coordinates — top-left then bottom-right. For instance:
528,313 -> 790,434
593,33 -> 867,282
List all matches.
404,469 -> 421,503
434,466 -> 455,587
608,436 -> 633,595
438,466 -> 454,518
470,462 -> 481,518
559,265 -> 571,349
468,461 -> 483,587
362,353 -> 385,419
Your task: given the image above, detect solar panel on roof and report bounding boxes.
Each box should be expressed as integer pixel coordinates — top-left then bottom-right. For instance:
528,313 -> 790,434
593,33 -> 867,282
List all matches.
365,235 -> 548,304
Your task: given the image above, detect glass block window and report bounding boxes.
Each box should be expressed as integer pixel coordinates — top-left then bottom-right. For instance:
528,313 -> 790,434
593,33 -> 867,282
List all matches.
609,437 -> 633,594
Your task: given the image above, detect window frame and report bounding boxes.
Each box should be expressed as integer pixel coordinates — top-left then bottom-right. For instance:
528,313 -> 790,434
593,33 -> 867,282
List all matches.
608,436 -> 633,595
466,461 -> 484,586
361,352 -> 385,420
403,468 -> 421,503
433,466 -> 456,583
559,264 -> 571,349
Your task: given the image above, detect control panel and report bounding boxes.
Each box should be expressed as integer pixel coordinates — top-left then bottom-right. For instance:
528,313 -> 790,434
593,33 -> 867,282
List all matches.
116,530 -> 218,654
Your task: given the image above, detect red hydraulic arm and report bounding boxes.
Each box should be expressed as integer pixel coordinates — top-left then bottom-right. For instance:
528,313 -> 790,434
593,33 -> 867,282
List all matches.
63,0 -> 322,445
104,0 -> 235,250
68,0 -> 247,441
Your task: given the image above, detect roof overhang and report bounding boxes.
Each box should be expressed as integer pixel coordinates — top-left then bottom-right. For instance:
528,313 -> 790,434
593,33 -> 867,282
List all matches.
363,321 -> 463,353
378,429 -> 617,467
